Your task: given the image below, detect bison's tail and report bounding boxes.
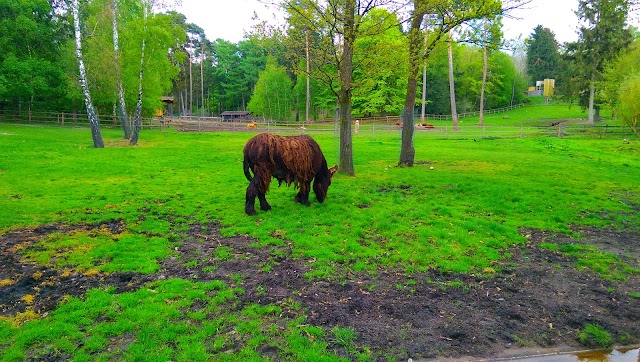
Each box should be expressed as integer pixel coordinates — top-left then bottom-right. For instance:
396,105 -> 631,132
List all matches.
243,155 -> 253,182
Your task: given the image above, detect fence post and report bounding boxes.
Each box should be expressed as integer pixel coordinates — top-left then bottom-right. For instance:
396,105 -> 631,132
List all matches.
520,124 -> 523,138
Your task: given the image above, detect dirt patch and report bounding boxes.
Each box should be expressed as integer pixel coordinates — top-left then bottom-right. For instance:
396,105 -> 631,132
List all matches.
0,222 -> 153,316
1,222 -> 638,360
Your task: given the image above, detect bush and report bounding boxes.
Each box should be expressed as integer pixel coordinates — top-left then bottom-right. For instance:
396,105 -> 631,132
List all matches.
616,73 -> 640,136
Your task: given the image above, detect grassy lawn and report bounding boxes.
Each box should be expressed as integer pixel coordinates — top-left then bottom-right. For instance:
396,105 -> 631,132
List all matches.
0,103 -> 639,360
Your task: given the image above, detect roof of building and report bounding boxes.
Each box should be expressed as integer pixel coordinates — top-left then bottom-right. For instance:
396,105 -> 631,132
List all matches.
221,111 -> 250,116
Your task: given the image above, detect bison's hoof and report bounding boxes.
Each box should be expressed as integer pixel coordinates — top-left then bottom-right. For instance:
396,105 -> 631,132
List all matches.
261,205 -> 272,211
246,209 -> 257,215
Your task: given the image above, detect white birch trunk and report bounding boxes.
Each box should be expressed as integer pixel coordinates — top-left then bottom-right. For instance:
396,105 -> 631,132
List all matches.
201,44 -> 205,117
305,30 -> 310,125
130,4 -> 148,145
448,31 -> 459,131
479,25 -> 488,126
73,0 -> 104,148
112,0 -> 130,139
421,25 -> 428,124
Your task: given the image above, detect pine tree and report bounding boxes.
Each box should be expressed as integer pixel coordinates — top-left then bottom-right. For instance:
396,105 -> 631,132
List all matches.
526,25 -> 560,86
565,0 -> 632,124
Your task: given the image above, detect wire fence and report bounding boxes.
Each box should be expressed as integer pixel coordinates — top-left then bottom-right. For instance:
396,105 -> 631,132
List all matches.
0,109 -> 636,140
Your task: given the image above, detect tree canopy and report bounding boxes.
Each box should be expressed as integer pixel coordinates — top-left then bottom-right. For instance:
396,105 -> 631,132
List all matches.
0,0 -> 532,125
526,25 -> 560,85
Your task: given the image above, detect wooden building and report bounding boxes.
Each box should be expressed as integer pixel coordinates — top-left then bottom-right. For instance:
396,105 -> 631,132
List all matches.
221,111 -> 251,122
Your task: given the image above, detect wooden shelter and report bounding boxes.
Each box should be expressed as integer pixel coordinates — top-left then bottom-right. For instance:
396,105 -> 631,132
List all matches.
221,111 -> 251,122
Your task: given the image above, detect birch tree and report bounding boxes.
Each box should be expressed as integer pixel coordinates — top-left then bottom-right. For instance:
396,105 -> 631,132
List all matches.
72,0 -> 105,148
475,19 -> 502,125
128,0 -> 182,145
447,30 -> 460,131
129,2 -> 148,146
478,25 -> 488,126
398,0 -> 507,166
112,0 -> 131,139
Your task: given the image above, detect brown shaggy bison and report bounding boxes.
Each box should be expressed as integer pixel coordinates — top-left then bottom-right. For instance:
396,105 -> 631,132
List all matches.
243,133 -> 337,215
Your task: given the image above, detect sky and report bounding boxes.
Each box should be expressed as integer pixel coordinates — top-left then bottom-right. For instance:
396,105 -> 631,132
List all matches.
175,0 -> 283,43
174,0 -> 632,45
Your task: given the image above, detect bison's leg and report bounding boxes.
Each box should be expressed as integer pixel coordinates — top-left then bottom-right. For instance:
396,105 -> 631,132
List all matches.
246,167 -> 273,215
294,181 -> 311,206
257,189 -> 271,211
245,178 -> 260,215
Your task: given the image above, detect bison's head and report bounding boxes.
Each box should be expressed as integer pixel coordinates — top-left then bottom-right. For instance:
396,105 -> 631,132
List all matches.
314,164 -> 338,203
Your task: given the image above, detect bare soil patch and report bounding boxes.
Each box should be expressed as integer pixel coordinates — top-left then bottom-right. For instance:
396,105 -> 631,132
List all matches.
1,222 -> 638,360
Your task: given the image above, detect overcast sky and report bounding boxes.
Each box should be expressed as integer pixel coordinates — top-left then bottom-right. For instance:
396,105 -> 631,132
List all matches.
174,0 -> 633,45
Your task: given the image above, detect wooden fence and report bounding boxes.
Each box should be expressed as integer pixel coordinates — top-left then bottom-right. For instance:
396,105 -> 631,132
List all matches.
0,109 -> 635,140
0,110 -> 166,129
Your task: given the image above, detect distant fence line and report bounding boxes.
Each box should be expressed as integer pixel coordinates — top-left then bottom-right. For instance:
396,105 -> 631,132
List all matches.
0,109 -> 635,140
0,105 -> 526,128
0,110 -> 167,129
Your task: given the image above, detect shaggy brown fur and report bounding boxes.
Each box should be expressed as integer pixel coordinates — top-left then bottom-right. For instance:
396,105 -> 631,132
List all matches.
243,133 -> 337,215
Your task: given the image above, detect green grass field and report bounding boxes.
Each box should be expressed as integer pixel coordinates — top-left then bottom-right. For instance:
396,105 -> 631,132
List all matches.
0,103 -> 639,360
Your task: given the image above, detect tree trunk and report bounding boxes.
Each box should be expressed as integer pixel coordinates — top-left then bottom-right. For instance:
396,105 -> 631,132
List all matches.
448,31 -> 459,131
478,25 -> 488,126
399,9 -> 425,167
189,40 -> 193,115
112,0 -> 130,139
337,0 -> 356,176
305,30 -> 311,125
130,6 -> 148,146
72,0 -> 104,148
201,42 -> 205,117
421,23 -> 429,124
588,74 -> 595,125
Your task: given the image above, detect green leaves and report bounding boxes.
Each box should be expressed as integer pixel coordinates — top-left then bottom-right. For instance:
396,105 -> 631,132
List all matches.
526,25 -> 560,85
247,56 -> 294,121
615,73 -> 640,136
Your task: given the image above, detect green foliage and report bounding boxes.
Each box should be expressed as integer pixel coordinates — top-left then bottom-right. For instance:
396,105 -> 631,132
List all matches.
129,10 -> 185,117
578,324 -> 614,348
561,0 -> 632,109
210,39 -> 267,113
352,8 -> 408,117
526,25 -> 560,85
0,0 -> 67,110
601,40 -> 640,109
422,40 -> 526,115
616,73 -> 640,136
247,56 -> 294,121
